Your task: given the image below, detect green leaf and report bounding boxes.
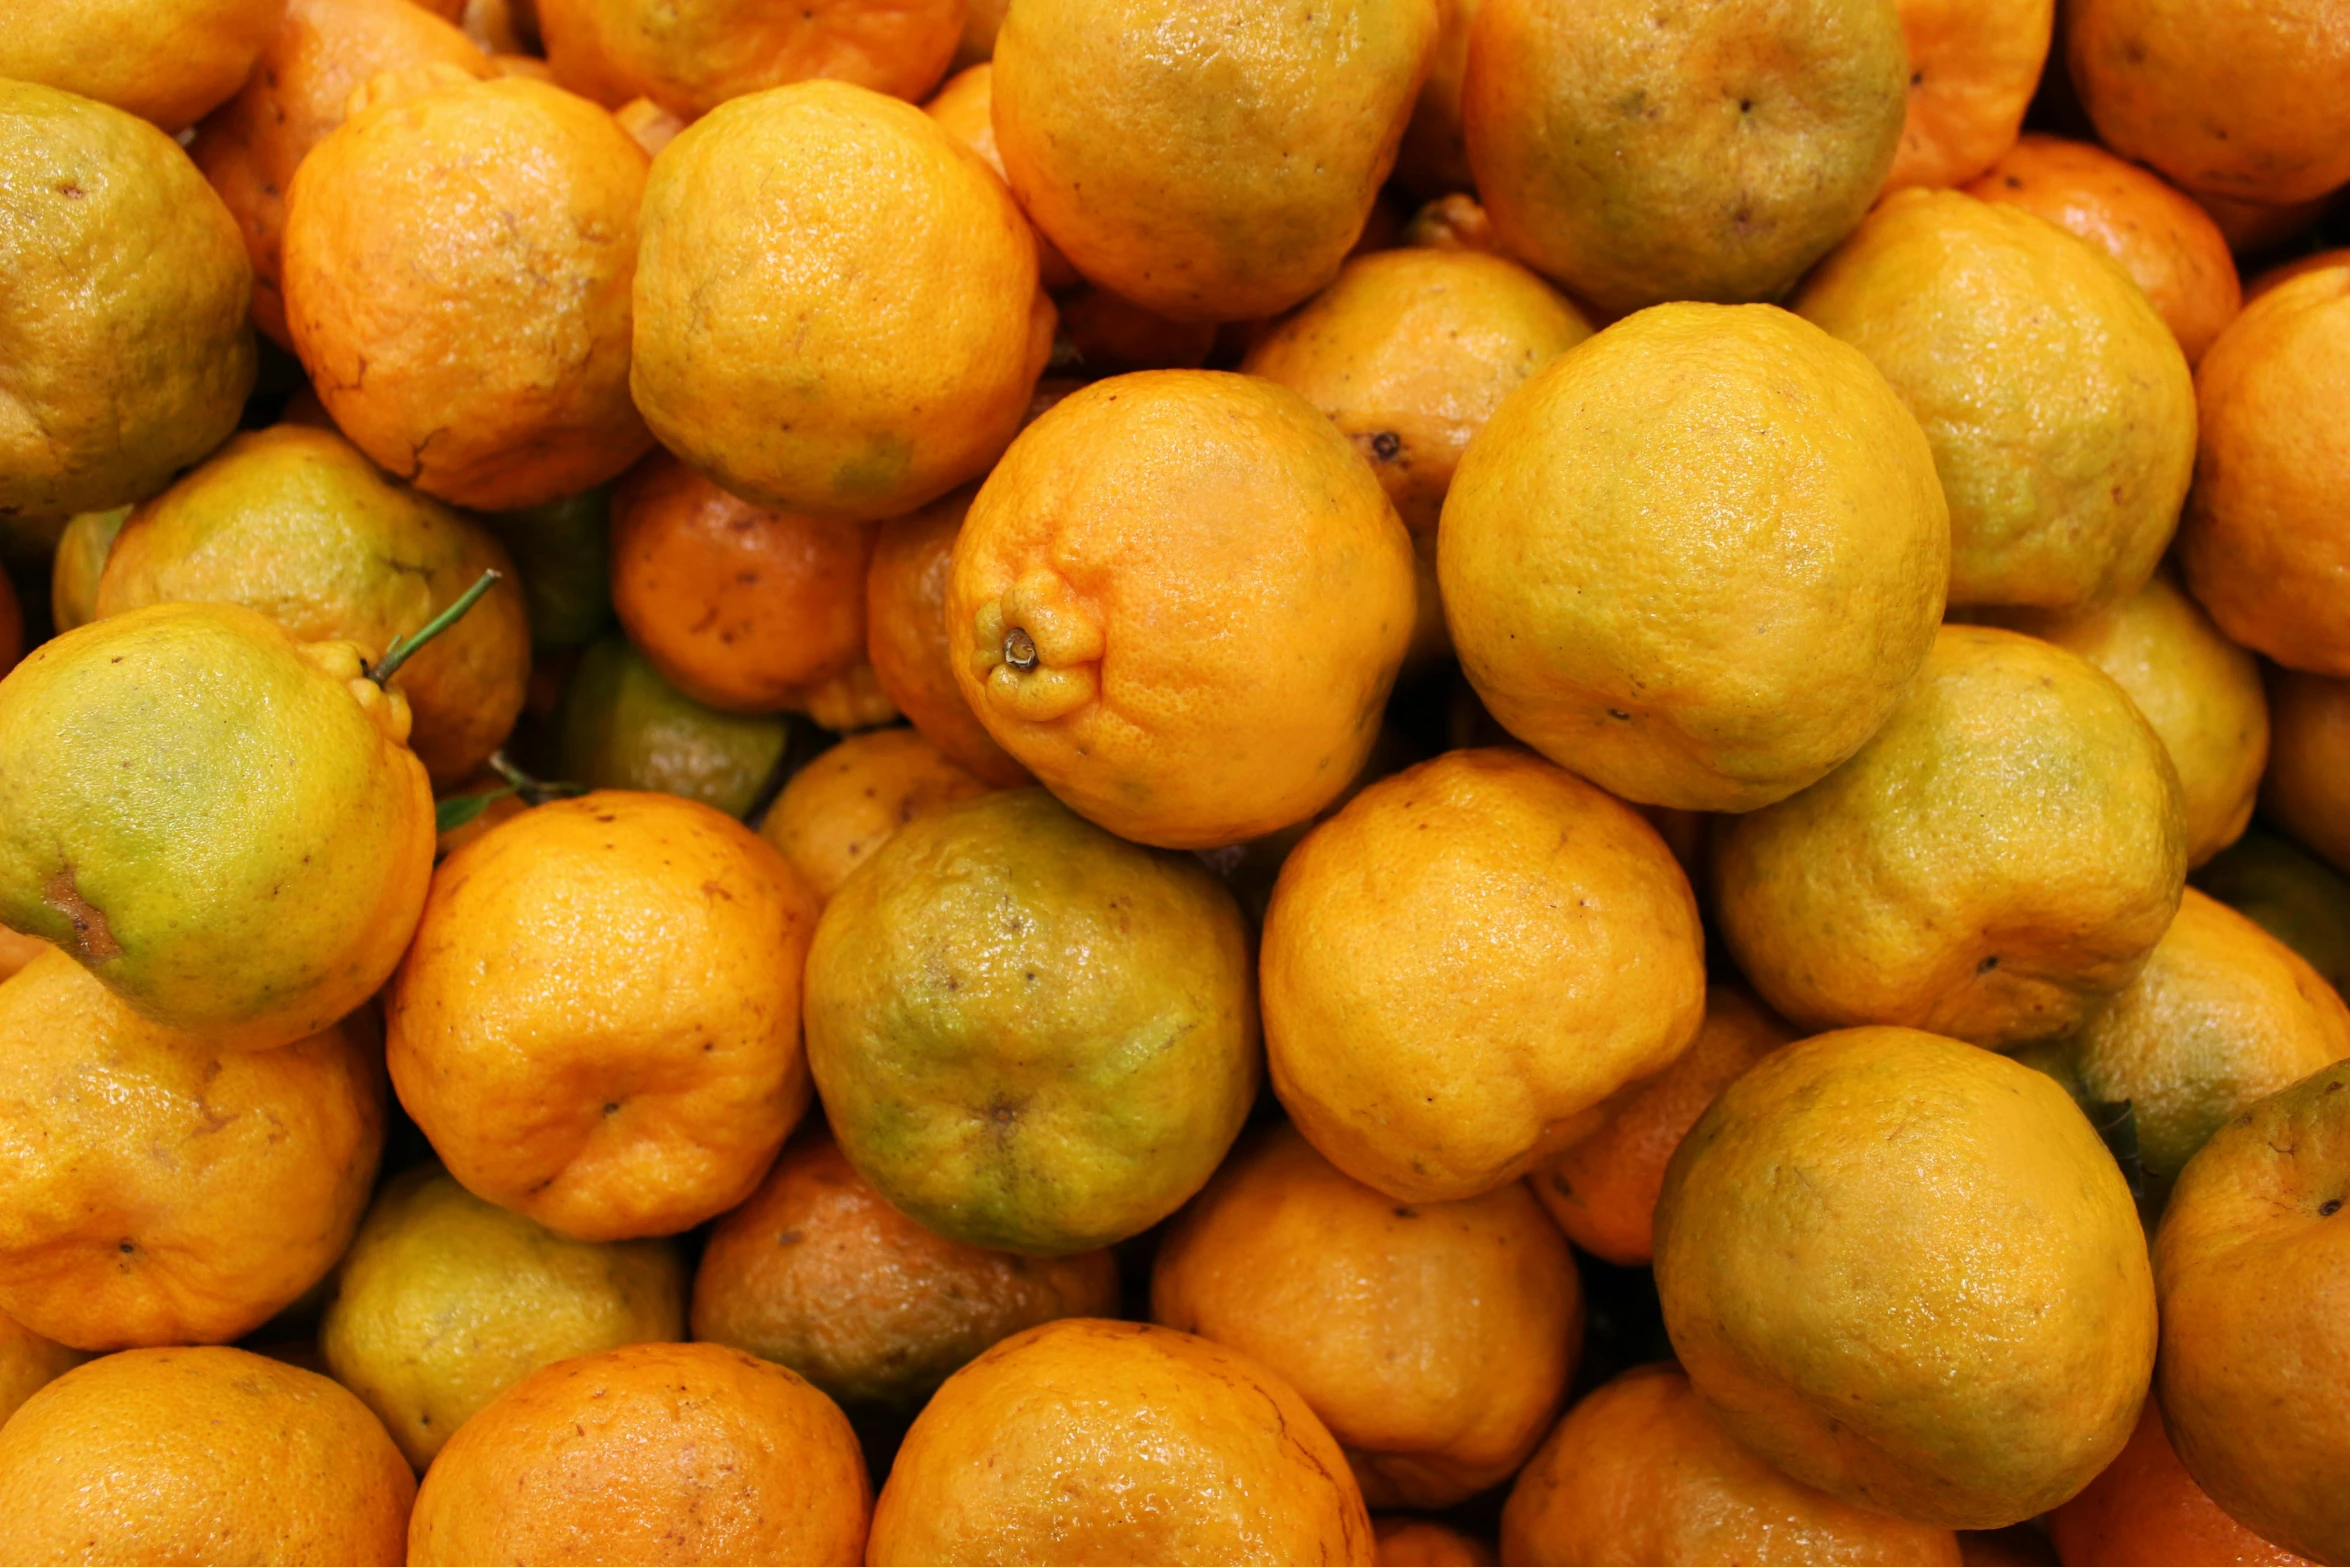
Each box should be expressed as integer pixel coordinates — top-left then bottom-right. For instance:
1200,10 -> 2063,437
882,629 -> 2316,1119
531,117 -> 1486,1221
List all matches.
434,787 -> 515,835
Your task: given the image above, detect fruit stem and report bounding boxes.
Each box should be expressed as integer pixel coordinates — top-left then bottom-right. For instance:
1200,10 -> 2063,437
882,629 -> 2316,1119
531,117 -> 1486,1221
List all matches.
371,569 -> 501,686
485,749 -> 587,806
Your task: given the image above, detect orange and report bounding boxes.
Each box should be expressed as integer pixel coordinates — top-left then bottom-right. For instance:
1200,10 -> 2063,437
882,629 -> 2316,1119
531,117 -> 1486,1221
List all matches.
0,951 -> 383,1351
608,449 -> 873,715
538,0 -> 962,119
0,1308 -> 85,1429
865,486 -> 1030,785
551,636 -> 793,819
1463,0 -> 1906,316
1716,625 -> 2187,1050
1392,0 -> 1479,196
1656,1027 -> 2157,1529
46,504 -> 128,635
1,82 -> 256,523
2175,262 -> 2350,676
869,1319 -> 1377,1566
920,62 -> 1078,290
0,1347 -> 412,1565
691,1127 -> 1119,1411
947,371 -> 1416,849
2193,828 -> 2350,1000
2050,1400 -> 2319,1567
1973,569 -> 2266,869
1882,0 -> 2053,193
2250,248 -> 2350,303
0,0 -> 289,133
409,1341 -> 869,1566
954,0 -> 1005,69
632,80 -> 1052,522
1967,135 -> 2242,364
96,423 -> 531,785
759,727 -> 990,902
2264,669 -> 2350,874
1439,302 -> 1949,811
188,0 -> 495,347
1152,1122 -> 1581,1507
2067,0 -> 2350,205
992,0 -> 1440,321
282,73 -> 653,511
2023,888 -> 2350,1204
1794,190 -> 2196,615
1263,748 -> 1706,1202
1055,286 -> 1224,376
386,791 -> 820,1241
1533,982 -> 1798,1267
1501,1363 -> 1964,1566
2154,1060 -> 2350,1565
1378,1520 -> 1497,1567
1244,248 -> 1594,660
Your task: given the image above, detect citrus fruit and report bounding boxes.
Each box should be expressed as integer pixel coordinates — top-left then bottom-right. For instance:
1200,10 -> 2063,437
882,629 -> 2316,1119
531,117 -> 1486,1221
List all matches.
281,73 -> 653,511
553,635 -> 791,819
805,788 -> 1257,1254
947,371 -> 1416,849
0,1347 -> 412,1566
408,1341 -> 869,1567
1463,0 -> 1906,315
2195,829 -> 2350,996
1,81 -> 255,523
0,0 -> 289,133
1715,625 -> 2187,1048
2175,261 -> 2350,677
537,0 -> 962,119
1439,302 -> 1949,811
1793,189 -> 2196,614
0,951 -> 383,1351
1656,1027 -> 2157,1529
2050,1399 -> 2320,1567
1501,1363 -> 1964,1565
864,485 -> 1031,786
478,486 -> 615,651
0,602 -> 434,1048
632,79 -> 1052,521
759,727 -> 989,902
992,0 -> 1439,321
868,1319 -> 1377,1566
1244,247 -> 1594,660
1378,1519 -> 1497,1567
1881,0 -> 2053,192
920,62 -> 1078,290
46,504 -> 128,635
1054,286 -> 1224,375
2154,1059 -> 2350,1566
319,1163 -> 688,1467
1391,0 -> 1478,196
0,1307 -> 83,1430
1966,134 -> 2243,364
1152,1122 -> 1582,1507
691,1127 -> 1119,1411
1533,982 -> 1798,1266
2250,248 -> 2350,303
608,449 -> 872,715
2263,669 -> 2350,875
1262,747 -> 1705,1201
97,423 -> 530,785
386,790 -> 819,1241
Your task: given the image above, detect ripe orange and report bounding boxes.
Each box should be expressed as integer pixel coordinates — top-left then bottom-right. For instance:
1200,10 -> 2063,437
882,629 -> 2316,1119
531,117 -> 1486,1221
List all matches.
864,487 -> 1031,786
759,727 -> 991,902
1883,0 -> 2054,192
2263,669 -> 2350,875
538,0 -> 962,119
2050,1400 -> 2319,1567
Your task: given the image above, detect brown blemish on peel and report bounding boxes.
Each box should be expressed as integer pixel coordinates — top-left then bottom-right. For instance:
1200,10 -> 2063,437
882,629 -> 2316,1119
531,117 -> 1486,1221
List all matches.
45,868 -> 121,962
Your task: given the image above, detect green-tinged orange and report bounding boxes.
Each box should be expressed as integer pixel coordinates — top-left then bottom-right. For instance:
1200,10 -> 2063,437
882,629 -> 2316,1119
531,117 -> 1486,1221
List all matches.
47,506 -> 127,636
0,0 -> 289,133
555,635 -> 791,820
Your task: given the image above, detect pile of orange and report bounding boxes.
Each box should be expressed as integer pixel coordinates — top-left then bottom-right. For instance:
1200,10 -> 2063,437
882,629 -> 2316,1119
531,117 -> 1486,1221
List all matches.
1,0 -> 2347,1563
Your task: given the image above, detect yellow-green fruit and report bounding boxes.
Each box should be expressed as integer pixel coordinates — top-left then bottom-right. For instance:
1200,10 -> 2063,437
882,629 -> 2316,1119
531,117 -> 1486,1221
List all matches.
1439,303 -> 1949,812
1793,190 -> 2196,616
0,603 -> 435,1049
320,1165 -> 687,1468
481,487 -> 615,651
1655,1026 -> 2156,1529
1715,625 -> 2187,1049
47,506 -> 129,634
0,0 -> 288,133
97,425 -> 530,786
804,788 -> 1259,1255
556,635 -> 791,820
0,81 -> 255,522
1462,0 -> 1907,316
2195,828 -> 2350,997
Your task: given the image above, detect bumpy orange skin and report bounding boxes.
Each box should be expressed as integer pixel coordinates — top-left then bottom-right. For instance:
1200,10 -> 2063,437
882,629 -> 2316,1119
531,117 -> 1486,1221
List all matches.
539,0 -> 963,119
1533,983 -> 1797,1267
1502,1364 -> 1964,1567
2154,1060 -> 2350,1566
865,486 -> 1030,785
409,1342 -> 870,1567
1152,1123 -> 1581,1508
282,75 -> 653,511
759,727 -> 990,901
0,0 -> 289,133
948,372 -> 1417,850
1881,0 -> 2053,193
632,80 -> 1052,523
2264,669 -> 2350,876
609,450 -> 872,715
869,1319 -> 1378,1566
189,0 -> 495,346
993,0 -> 1440,322
1967,136 -> 2242,365
692,1128 -> 1118,1410
2068,0 -> 2350,206
1263,748 -> 1707,1203
2176,264 -> 2350,678
2051,1400 -> 2318,1567
387,791 -> 820,1242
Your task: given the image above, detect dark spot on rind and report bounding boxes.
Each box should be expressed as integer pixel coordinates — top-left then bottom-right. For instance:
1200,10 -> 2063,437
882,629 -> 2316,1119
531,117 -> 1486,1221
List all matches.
45,868 -> 122,962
